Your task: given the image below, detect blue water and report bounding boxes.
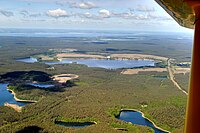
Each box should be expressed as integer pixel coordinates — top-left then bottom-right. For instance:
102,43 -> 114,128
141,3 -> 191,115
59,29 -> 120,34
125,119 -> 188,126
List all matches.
17,57 -> 155,69
0,84 -> 27,106
117,110 -> 168,133
28,83 -> 54,88
16,57 -> 38,63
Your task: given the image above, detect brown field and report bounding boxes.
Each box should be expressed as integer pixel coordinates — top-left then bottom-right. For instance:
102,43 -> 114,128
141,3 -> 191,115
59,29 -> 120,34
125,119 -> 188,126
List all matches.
38,55 -> 55,61
174,68 -> 190,74
121,68 -> 167,75
56,53 -> 105,59
111,54 -> 168,61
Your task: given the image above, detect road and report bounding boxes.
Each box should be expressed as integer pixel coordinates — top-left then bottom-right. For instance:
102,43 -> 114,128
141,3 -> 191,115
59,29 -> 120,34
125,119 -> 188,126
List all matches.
167,59 -> 188,95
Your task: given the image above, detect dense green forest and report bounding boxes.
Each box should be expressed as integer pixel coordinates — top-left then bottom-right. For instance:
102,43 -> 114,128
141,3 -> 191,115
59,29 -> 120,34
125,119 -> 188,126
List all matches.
0,36 -> 191,133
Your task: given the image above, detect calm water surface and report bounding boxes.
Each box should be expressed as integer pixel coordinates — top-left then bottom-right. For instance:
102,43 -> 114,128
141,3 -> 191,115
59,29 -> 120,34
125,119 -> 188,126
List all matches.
117,110 -> 168,133
17,57 -> 155,69
16,57 -> 38,63
28,83 -> 54,88
0,84 -> 27,106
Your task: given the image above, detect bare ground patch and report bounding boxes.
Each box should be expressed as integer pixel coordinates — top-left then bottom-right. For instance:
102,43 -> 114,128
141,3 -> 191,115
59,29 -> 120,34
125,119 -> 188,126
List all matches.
111,54 -> 168,61
52,74 -> 79,83
56,53 -> 105,59
174,68 -> 190,74
121,68 -> 167,75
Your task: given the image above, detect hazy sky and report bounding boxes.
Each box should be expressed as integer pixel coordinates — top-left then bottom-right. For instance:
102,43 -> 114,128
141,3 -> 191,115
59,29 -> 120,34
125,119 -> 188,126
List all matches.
0,0 -> 193,32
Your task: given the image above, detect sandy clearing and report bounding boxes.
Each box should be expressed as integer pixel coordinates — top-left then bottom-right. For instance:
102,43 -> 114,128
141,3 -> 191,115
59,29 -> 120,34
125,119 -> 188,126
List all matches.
4,103 -> 22,112
56,53 -> 105,59
121,68 -> 167,75
174,68 -> 190,74
111,54 -> 168,61
38,55 -> 55,61
52,74 -> 79,83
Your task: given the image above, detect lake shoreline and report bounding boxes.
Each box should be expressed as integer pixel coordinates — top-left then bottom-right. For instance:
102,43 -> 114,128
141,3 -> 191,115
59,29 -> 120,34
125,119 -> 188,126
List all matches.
6,86 -> 37,103
120,109 -> 170,133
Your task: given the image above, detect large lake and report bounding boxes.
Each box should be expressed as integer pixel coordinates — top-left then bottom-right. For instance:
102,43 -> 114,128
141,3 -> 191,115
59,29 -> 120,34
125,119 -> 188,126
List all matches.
117,110 -> 168,133
17,57 -> 155,69
0,84 -> 27,106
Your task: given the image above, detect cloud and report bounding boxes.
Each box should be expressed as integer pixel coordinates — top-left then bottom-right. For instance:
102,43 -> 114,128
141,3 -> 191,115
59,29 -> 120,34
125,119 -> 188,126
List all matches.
21,18 -> 46,22
99,9 -> 110,18
20,10 -> 29,17
112,12 -> 148,20
147,12 -> 172,21
136,5 -> 155,12
71,1 -> 97,9
20,10 -> 42,18
78,9 -> 111,20
0,10 -> 14,17
29,13 -> 42,17
47,8 -> 68,18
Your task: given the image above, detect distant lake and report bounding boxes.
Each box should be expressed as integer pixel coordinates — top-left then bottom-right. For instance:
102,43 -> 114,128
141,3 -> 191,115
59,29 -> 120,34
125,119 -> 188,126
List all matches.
28,83 -> 54,88
16,57 -> 38,63
17,57 -> 155,69
0,84 -> 27,106
117,110 -> 168,133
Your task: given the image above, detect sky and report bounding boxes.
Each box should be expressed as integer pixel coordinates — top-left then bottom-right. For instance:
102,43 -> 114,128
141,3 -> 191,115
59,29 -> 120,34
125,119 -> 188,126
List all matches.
0,0 -> 194,32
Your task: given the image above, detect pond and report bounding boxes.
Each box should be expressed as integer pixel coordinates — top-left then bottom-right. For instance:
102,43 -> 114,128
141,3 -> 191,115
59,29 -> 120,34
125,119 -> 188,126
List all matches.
117,110 -> 168,133
0,84 -> 27,106
16,57 -> 38,63
17,57 -> 155,69
28,83 -> 55,88
55,121 -> 95,128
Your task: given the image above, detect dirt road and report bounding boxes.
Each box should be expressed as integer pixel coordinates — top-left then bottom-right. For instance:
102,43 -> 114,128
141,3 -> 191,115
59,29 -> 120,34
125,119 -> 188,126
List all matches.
167,59 -> 188,95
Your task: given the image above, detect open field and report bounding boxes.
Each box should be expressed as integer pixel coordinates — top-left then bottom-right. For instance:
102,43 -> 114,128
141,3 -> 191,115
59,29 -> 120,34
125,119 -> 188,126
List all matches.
174,68 -> 190,74
111,54 -> 168,61
57,53 -> 106,59
122,68 -> 167,75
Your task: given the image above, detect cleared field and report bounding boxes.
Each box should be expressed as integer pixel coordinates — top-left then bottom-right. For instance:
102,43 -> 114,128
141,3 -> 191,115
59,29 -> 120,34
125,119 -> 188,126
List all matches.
111,54 -> 168,61
57,53 -> 105,59
121,68 -> 167,75
174,68 -> 190,74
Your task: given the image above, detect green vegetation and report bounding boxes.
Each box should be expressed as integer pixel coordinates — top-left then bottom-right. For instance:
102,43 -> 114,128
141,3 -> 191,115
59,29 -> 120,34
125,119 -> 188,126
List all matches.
54,116 -> 97,123
174,73 -> 190,92
0,71 -> 52,83
155,61 -> 168,68
0,35 -> 191,132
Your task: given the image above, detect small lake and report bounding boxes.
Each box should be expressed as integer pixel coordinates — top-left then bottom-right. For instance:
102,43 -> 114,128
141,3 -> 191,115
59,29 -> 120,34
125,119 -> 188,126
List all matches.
55,121 -> 95,128
17,57 -> 155,69
28,83 -> 54,88
0,84 -> 27,106
117,110 -> 168,133
16,57 -> 38,63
